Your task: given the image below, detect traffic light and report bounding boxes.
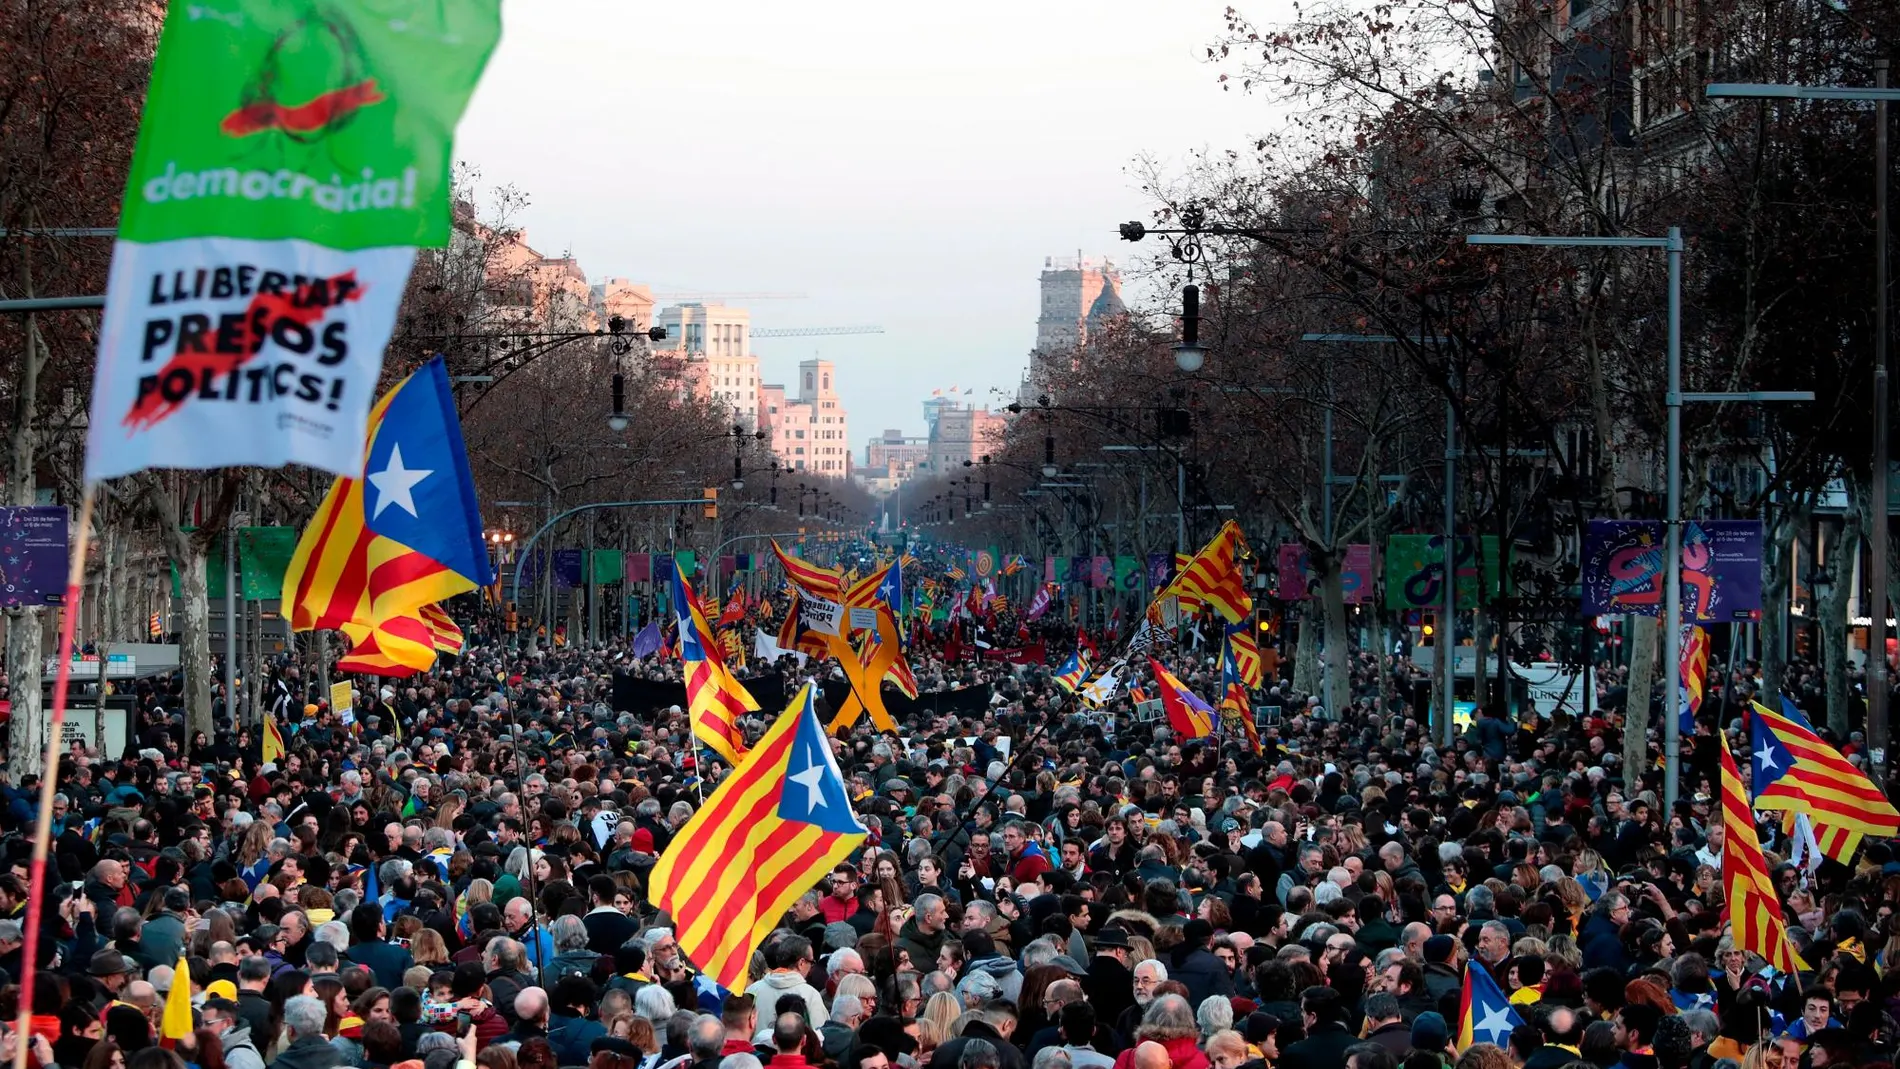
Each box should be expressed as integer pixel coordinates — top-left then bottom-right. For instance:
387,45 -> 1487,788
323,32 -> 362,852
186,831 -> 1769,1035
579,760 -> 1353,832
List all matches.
505,601 -> 518,633
1421,613 -> 1436,644
703,487 -> 718,519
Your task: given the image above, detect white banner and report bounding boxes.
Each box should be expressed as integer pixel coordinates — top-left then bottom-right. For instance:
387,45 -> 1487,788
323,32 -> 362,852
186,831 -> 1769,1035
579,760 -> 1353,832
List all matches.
801,596 -> 844,636
848,606 -> 879,632
86,237 -> 414,480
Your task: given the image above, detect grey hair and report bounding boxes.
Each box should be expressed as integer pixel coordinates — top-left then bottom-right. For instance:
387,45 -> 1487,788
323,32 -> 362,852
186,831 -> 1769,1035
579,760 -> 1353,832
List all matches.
1132,959 -> 1168,981
282,995 -> 327,1039
1033,1050 -> 1073,1069
1196,994 -> 1233,1036
378,857 -> 412,887
1437,842 -> 1464,864
689,1015 -> 725,1060
832,995 -> 866,1022
635,983 -> 677,1022
552,915 -> 590,953
1465,885 -> 1496,913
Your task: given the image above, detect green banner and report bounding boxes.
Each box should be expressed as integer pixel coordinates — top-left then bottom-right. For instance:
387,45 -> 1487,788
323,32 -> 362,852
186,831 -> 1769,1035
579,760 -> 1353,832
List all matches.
588,550 -> 624,584
170,533 -> 228,601
1114,555 -> 1142,591
122,2 -> 503,247
1384,534 -> 1505,609
674,550 -> 698,579
238,526 -> 297,599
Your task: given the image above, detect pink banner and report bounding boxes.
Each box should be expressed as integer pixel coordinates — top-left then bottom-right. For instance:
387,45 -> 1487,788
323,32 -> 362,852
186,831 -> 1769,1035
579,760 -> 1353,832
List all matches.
1276,543 -> 1373,603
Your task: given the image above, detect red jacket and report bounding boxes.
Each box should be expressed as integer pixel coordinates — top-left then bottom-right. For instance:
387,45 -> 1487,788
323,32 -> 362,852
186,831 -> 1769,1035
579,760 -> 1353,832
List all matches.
1112,1037 -> 1210,1069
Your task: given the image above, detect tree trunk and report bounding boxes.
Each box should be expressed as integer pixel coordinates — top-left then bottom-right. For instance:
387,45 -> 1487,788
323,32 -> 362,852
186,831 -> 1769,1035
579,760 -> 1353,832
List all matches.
1821,511 -> 1863,734
5,303 -> 47,780
1760,501 -> 1806,701
176,541 -> 215,746
1292,600 -> 1320,698
1320,562 -> 1351,720
1625,615 -> 1660,794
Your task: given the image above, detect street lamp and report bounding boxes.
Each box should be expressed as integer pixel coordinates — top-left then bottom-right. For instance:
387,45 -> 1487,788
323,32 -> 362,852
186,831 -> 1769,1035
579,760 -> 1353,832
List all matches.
1174,283 -> 1207,373
607,373 -> 629,432
1708,66 -> 1895,779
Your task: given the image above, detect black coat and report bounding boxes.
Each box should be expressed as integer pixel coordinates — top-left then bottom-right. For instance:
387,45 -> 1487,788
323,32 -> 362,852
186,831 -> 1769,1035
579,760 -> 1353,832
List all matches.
1083,955 -> 1136,1034
1280,1022 -> 1359,1069
930,1022 -> 1025,1069
1174,947 -> 1237,1006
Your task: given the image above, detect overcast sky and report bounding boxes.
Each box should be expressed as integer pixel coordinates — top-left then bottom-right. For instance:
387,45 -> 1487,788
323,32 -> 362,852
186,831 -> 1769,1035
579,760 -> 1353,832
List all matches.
455,0 -> 1286,455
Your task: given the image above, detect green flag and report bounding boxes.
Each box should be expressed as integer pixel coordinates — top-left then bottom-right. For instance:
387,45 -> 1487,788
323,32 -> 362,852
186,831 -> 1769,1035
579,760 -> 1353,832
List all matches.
85,1 -> 503,482
1384,534 -> 1504,609
588,550 -> 625,585
238,527 -> 298,599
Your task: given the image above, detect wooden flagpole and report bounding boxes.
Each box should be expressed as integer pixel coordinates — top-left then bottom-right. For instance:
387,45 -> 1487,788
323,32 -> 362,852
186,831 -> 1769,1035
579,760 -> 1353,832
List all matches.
13,483 -> 97,1069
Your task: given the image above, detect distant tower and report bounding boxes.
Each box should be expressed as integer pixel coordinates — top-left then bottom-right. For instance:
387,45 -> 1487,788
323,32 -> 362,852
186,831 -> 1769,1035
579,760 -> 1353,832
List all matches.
1031,255 -> 1123,389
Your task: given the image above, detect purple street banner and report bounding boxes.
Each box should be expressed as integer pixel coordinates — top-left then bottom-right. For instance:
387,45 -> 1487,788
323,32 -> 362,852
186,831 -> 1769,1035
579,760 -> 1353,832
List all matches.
1147,552 -> 1173,586
0,506 -> 69,607
1580,519 -> 1763,621
1091,556 -> 1113,589
1045,556 -> 1058,582
553,548 -> 583,589
627,553 -> 652,584
1276,543 -> 1373,603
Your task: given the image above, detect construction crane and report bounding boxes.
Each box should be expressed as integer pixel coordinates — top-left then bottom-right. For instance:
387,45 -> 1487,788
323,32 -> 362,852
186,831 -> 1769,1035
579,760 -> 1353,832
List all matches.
751,325 -> 885,339
650,291 -> 808,302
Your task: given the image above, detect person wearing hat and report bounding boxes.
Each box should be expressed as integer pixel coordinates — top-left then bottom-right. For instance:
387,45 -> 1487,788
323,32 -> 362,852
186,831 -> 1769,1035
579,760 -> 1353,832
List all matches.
1421,935 -> 1463,1006
87,948 -> 138,1003
1082,927 -> 1137,1032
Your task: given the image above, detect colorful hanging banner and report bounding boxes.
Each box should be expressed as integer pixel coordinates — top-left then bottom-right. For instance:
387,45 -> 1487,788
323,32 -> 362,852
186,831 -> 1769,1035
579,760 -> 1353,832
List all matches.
1580,519 -> 1763,621
1383,535 -> 1503,610
237,526 -> 298,599
1276,543 -> 1373,604
84,1 -> 503,481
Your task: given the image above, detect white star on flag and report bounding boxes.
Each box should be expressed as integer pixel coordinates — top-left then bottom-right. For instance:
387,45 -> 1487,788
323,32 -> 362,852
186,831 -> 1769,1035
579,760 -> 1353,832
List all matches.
1755,743 -> 1779,771
790,749 -> 828,811
1474,1004 -> 1515,1044
368,443 -> 434,519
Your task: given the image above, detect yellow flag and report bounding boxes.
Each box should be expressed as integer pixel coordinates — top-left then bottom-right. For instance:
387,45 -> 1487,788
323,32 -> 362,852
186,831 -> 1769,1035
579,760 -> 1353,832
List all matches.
262,713 -> 284,764
162,952 -> 193,1040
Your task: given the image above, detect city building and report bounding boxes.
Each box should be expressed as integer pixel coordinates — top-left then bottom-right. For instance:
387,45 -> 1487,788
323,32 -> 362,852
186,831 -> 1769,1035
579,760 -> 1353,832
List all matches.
922,403 -> 1007,476
591,277 -> 656,333
1030,253 -> 1125,370
859,429 -> 929,495
762,359 -> 850,475
656,302 -> 761,427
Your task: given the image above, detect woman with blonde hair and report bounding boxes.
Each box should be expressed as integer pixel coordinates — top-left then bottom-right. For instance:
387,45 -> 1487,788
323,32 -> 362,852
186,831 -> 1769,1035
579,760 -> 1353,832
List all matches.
410,928 -> 450,968
921,992 -> 962,1042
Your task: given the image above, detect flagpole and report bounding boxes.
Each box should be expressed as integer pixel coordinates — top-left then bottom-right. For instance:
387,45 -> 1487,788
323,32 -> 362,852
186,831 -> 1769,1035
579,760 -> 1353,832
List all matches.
13,482 -> 97,1069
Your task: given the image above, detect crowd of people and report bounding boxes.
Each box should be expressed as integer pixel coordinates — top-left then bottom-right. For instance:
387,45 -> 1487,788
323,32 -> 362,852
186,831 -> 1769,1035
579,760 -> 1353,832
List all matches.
0,601 -> 1887,1069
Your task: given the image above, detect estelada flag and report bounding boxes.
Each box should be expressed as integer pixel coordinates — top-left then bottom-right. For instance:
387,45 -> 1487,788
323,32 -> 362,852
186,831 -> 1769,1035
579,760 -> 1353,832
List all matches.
282,358 -> 494,676
648,683 -> 867,992
84,2 -> 501,481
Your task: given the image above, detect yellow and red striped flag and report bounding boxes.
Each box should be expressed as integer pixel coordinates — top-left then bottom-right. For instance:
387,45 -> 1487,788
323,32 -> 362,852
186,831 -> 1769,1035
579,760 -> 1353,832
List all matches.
649,683 -> 867,991
670,562 -> 755,767
1225,623 -> 1265,688
262,713 -> 285,764
1157,520 -> 1252,623
336,614 -> 437,676
1719,732 -> 1805,974
420,603 -> 464,655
